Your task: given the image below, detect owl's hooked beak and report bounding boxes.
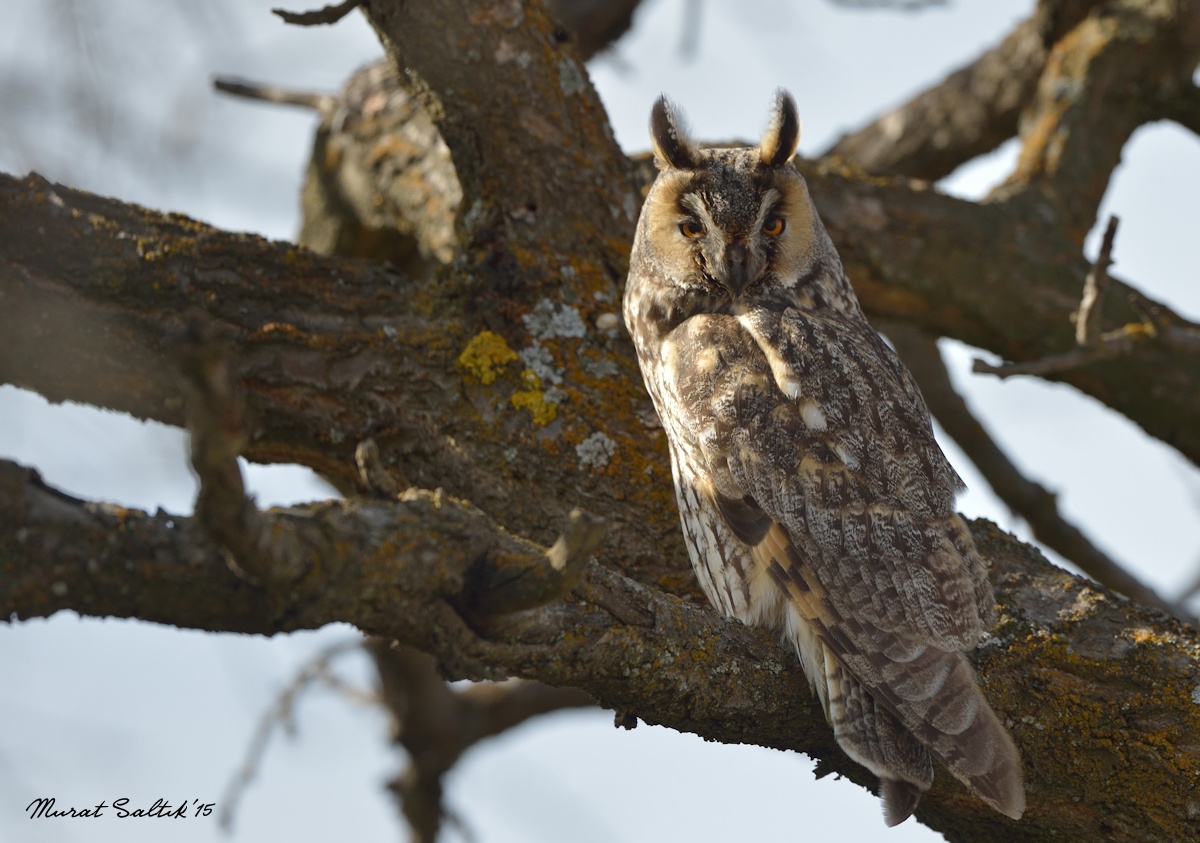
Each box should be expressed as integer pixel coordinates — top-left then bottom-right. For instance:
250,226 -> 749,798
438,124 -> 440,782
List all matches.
719,242 -> 750,296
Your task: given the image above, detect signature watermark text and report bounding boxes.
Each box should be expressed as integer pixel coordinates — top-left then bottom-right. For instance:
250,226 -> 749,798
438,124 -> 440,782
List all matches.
26,797 -> 215,820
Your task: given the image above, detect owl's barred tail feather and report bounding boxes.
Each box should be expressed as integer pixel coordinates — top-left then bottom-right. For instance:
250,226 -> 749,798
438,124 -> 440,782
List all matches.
825,637 -> 1025,824
824,657 -> 932,825
754,523 -> 1025,824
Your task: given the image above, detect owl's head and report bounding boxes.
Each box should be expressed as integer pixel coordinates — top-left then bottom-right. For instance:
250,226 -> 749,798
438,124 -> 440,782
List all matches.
631,90 -> 844,316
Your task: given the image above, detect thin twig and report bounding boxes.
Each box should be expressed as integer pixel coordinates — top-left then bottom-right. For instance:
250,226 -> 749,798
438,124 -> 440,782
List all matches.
972,319 -> 1200,380
272,0 -> 360,26
1075,215 -> 1119,345
972,323 -> 1142,378
213,76 -> 334,113
219,639 -> 370,832
973,214 -> 1197,380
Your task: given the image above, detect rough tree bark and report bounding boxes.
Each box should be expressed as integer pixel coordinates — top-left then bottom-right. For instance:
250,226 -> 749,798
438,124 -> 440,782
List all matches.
3,1 -> 1200,841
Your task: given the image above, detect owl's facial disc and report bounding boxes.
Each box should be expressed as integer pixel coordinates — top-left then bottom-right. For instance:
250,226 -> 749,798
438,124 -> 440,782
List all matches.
679,186 -> 783,297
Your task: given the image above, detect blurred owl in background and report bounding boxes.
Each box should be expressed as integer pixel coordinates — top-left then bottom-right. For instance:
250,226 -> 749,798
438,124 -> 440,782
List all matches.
622,90 -> 1024,825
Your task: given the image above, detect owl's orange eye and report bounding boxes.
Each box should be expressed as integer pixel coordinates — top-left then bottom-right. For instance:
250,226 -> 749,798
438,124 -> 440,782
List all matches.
679,219 -> 705,238
762,214 -> 786,237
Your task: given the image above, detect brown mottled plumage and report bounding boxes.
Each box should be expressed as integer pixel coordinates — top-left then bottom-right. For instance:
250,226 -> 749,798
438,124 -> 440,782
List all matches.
623,90 -> 1024,826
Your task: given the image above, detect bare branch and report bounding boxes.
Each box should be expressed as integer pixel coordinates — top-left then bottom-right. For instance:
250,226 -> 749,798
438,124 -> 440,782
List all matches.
219,639 -> 368,832
6,457 -> 1200,841
365,640 -> 591,842
213,76 -> 335,113
822,1 -> 1105,179
272,1 -> 360,26
884,320 -> 1193,622
361,0 -> 636,272
972,319 -> 1200,380
177,316 -> 310,587
994,0 -> 1200,243
544,0 -> 645,61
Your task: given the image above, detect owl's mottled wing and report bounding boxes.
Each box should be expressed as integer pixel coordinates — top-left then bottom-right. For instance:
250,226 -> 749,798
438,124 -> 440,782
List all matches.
664,307 -> 1023,820
673,307 -> 992,647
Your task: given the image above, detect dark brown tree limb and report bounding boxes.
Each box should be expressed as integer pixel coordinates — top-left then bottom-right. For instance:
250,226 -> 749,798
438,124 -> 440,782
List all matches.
4,457 -> 1200,841
362,0 -> 637,276
544,0 -> 645,61
823,14 -> 1045,179
822,0 -> 1105,179
1161,82 -> 1200,137
6,161 -> 1200,478
272,1 -> 360,27
994,0 -> 1200,244
365,640 -> 593,842
883,320 -> 1193,623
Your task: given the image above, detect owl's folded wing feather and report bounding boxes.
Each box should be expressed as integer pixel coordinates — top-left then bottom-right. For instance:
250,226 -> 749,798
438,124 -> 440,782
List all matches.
676,307 -> 994,649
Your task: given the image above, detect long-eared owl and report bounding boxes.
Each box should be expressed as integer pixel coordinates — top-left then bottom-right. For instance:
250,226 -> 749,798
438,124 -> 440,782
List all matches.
622,90 -> 1024,825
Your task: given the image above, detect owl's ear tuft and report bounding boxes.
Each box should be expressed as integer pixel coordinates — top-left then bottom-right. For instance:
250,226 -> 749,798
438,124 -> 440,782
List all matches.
650,95 -> 699,170
759,89 -> 801,168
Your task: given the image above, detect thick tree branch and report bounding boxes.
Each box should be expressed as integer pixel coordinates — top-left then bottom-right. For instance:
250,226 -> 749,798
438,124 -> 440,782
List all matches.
822,0 -> 1104,179
4,159 -> 1200,476
994,0 -> 1200,243
800,163 -> 1200,469
544,0 -> 645,61
4,457 -> 1200,841
362,0 -> 637,277
823,15 -> 1043,179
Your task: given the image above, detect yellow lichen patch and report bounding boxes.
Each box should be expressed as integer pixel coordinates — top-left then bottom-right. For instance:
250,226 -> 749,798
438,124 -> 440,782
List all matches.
511,369 -> 558,426
255,322 -> 305,340
1129,627 -> 1167,646
457,330 -> 519,385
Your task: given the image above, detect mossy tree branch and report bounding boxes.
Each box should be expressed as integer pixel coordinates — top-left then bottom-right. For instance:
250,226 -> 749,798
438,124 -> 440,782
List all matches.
3,457 -> 1200,841
822,0 -> 1107,179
